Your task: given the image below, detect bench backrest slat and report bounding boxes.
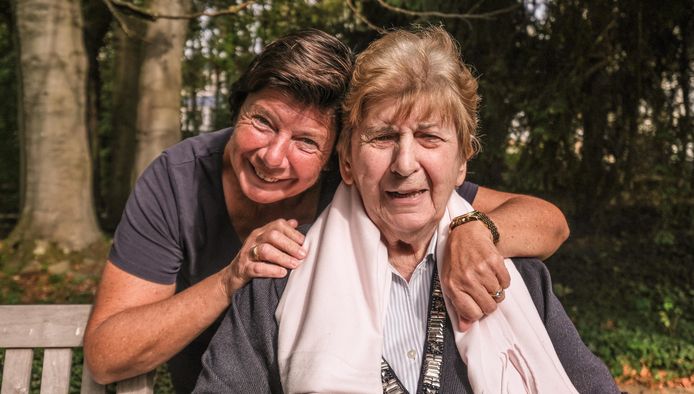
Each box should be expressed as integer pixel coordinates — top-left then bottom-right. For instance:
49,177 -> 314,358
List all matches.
0,305 -> 153,394
1,349 -> 33,394
40,348 -> 72,394
0,305 -> 90,348
80,365 -> 105,394
116,373 -> 154,394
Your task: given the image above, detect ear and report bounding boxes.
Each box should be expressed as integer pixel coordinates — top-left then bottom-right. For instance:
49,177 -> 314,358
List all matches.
455,160 -> 467,186
339,151 -> 354,185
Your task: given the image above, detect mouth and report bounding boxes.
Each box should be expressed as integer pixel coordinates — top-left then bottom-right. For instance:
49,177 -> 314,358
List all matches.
251,162 -> 281,183
386,189 -> 427,199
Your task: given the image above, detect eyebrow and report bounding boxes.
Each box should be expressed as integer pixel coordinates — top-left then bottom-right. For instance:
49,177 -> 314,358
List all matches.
361,124 -> 397,140
416,122 -> 438,130
247,103 -> 333,144
245,104 -> 275,123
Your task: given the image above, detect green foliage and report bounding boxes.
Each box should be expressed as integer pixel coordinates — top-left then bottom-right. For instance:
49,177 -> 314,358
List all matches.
549,207 -> 694,378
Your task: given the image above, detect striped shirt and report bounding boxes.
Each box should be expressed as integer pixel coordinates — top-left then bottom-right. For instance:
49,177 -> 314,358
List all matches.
383,233 -> 438,393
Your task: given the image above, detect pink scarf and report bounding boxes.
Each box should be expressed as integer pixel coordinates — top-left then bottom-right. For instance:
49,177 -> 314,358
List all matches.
276,183 -> 578,393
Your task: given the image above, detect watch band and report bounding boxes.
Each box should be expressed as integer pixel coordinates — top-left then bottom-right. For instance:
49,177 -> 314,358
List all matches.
449,210 -> 500,244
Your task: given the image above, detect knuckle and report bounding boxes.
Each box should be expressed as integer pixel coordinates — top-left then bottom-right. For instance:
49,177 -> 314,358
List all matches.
248,264 -> 262,277
460,270 -> 477,285
441,276 -> 457,291
463,307 -> 484,321
470,309 -> 484,320
267,229 -> 281,241
482,300 -> 498,315
255,243 -> 265,257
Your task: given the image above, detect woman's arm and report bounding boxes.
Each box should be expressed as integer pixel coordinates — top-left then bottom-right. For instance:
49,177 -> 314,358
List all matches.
84,219 -> 305,384
472,186 -> 569,259
442,186 -> 570,330
84,262 -> 231,384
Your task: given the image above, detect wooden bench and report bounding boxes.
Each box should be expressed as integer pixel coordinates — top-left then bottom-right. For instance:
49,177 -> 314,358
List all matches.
0,305 -> 154,394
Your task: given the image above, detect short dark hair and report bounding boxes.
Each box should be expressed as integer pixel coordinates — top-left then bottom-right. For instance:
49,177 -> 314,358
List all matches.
228,29 -> 354,127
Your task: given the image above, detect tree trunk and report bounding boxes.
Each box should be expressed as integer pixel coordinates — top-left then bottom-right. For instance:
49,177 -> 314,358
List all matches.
132,0 -> 192,181
82,0 -> 111,228
576,71 -> 609,224
10,0 -> 101,250
101,22 -> 144,231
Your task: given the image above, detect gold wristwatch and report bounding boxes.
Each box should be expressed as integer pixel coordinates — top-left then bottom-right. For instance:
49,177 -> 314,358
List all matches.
449,210 -> 500,244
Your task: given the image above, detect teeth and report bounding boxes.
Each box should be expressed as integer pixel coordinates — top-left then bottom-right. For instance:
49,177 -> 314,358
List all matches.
389,190 -> 424,198
254,167 -> 279,183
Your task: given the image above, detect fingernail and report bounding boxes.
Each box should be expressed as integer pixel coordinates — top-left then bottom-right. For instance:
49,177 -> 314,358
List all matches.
298,248 -> 307,258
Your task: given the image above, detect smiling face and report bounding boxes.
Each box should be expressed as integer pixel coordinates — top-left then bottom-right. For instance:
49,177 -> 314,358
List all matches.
226,88 -> 336,204
340,98 -> 467,244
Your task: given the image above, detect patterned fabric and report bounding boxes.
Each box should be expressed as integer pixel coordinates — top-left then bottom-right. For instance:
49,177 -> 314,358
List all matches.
381,261 -> 447,394
382,237 -> 436,393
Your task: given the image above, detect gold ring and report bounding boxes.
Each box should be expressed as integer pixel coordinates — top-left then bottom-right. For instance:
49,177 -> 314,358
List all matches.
250,245 -> 260,261
491,288 -> 504,300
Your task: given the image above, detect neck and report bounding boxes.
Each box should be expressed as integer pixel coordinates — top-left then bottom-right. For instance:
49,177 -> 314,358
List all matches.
383,233 -> 433,282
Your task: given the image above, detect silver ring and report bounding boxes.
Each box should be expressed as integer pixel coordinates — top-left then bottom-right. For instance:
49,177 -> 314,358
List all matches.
491,288 -> 504,300
250,245 -> 260,261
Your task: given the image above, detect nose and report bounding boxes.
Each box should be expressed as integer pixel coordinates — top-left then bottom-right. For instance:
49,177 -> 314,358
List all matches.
390,135 -> 419,177
261,134 -> 290,169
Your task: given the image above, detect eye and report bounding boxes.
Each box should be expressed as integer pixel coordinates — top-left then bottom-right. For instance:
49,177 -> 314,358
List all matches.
371,133 -> 398,143
251,115 -> 272,129
417,132 -> 445,146
295,137 -> 320,152
374,135 -> 394,141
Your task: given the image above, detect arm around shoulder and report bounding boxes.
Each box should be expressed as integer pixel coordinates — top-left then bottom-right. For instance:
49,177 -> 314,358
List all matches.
472,187 -> 570,260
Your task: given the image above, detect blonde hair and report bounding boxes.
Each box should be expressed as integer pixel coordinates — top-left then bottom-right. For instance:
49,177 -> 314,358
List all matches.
338,26 -> 480,161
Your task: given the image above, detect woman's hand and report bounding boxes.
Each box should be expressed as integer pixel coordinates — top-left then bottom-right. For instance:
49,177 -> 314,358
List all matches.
442,220 -> 511,331
221,219 -> 307,298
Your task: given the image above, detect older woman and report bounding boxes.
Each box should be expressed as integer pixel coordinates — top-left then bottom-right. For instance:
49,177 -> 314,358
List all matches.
194,27 -> 617,393
85,29 -> 569,392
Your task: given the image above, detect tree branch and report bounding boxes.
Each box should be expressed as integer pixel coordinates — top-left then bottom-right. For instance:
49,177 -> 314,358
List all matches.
101,0 -> 136,37
105,0 -> 253,21
374,0 -> 520,21
346,0 -> 385,33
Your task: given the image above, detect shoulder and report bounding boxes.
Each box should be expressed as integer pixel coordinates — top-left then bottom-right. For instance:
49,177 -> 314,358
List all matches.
162,128 -> 232,166
456,181 -> 479,204
509,257 -> 554,320
511,258 -> 551,288
196,276 -> 287,391
233,275 -> 289,315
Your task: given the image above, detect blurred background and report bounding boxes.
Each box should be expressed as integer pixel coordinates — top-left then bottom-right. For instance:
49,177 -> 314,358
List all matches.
0,0 -> 692,391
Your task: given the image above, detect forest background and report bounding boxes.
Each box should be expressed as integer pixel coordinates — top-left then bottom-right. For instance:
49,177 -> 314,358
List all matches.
0,0 -> 692,392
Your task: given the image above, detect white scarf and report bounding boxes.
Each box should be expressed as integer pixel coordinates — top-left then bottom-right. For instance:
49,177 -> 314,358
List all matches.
276,183 -> 578,393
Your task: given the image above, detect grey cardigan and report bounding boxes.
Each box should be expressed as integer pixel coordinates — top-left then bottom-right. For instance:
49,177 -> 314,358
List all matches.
194,258 -> 620,393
